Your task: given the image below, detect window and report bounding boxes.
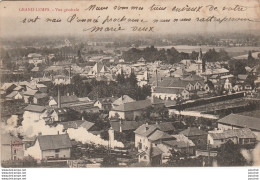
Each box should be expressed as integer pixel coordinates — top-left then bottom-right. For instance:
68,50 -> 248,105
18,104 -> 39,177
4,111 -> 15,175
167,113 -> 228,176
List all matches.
138,143 -> 142,150
55,149 -> 60,153
14,150 -> 17,154
144,156 -> 146,160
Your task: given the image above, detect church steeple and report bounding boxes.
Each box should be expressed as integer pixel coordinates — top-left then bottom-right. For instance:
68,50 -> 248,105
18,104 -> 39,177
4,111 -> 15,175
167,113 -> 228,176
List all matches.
198,48 -> 203,62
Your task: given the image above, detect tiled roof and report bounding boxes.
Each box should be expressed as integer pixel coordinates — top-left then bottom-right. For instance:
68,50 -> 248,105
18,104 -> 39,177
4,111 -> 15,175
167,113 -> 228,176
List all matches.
153,87 -> 184,94
148,130 -> 175,141
150,96 -> 165,105
23,89 -> 38,96
163,140 -> 190,148
6,91 -> 20,98
134,124 -> 158,137
96,97 -> 117,105
156,78 -> 190,88
110,121 -> 143,132
182,74 -> 204,82
24,105 -> 46,113
53,95 -> 79,104
151,147 -> 164,157
153,122 -> 176,132
134,122 -> 176,136
34,93 -> 48,99
112,95 -> 135,106
58,120 -> 84,130
217,114 -> 260,131
80,121 -> 95,131
209,128 -> 256,140
38,134 -> 72,151
179,127 -> 207,137
112,99 -> 151,112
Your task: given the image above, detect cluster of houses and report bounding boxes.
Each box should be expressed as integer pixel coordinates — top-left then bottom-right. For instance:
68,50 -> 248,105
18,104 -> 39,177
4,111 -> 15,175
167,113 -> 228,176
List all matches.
2,111 -> 259,166
1,49 -> 260,167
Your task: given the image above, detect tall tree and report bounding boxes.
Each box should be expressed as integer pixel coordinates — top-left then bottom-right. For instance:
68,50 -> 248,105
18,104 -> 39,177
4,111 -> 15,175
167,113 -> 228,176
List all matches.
216,140 -> 247,166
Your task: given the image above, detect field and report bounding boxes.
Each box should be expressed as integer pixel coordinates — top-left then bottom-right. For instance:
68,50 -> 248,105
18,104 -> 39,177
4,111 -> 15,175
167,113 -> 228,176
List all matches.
139,45 -> 260,57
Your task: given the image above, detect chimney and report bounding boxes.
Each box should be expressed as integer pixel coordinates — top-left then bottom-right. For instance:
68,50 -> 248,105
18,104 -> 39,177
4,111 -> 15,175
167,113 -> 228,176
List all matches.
155,121 -> 158,125
145,123 -> 149,131
38,132 -> 42,136
69,66 -> 72,84
57,131 -> 59,135
82,116 -> 85,121
119,120 -> 122,133
57,86 -> 61,108
156,69 -> 158,87
151,96 -> 154,104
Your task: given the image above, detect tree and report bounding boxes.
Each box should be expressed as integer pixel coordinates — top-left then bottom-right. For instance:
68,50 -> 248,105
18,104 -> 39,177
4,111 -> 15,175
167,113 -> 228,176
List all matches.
154,106 -> 169,121
167,149 -> 203,167
216,140 -> 247,166
128,71 -> 137,86
116,73 -> 125,84
248,50 -> 256,67
228,60 -> 246,76
101,155 -> 119,167
190,51 -> 199,60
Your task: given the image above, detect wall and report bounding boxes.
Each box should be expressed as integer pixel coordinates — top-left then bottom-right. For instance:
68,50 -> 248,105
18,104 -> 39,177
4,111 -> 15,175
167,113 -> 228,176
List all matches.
42,148 -> 71,160
135,134 -> 151,152
1,144 -> 24,161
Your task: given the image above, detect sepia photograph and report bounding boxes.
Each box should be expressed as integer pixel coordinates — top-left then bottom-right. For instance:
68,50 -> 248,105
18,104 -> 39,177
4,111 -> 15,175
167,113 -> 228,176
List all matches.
0,0 -> 260,170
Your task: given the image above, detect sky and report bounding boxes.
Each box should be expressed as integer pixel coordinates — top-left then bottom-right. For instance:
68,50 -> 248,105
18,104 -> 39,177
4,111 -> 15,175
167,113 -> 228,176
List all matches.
0,0 -> 260,38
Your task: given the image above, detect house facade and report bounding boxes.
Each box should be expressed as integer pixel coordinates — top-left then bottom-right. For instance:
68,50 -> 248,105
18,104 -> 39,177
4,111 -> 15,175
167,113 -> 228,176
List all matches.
1,133 -> 24,161
26,134 -> 72,161
208,128 -> 257,148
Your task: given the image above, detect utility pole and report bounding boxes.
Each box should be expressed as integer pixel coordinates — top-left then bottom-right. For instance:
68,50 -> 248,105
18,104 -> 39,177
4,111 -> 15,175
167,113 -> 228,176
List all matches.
207,140 -> 211,166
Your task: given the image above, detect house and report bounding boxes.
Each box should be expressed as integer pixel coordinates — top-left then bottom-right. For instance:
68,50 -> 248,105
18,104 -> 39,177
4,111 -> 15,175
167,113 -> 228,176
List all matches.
110,120 -> 144,140
110,120 -> 144,133
33,93 -> 48,105
23,89 -> 39,103
137,146 -> 163,166
65,102 -> 100,114
1,133 -> 24,161
26,134 -> 72,161
223,78 -> 233,91
233,84 -> 243,92
112,95 -> 135,108
23,105 -> 47,121
208,128 -> 257,148
155,134 -> 195,161
152,87 -> 184,101
179,127 -> 208,149
134,124 -> 176,152
217,114 -> 260,139
48,107 -> 81,122
109,99 -> 152,120
1,83 -> 17,95
49,95 -> 79,107
58,119 -> 95,132
36,83 -> 47,93
5,91 -> 23,101
31,66 -> 40,72
134,123 -> 190,165
88,62 -> 110,77
94,97 -> 117,111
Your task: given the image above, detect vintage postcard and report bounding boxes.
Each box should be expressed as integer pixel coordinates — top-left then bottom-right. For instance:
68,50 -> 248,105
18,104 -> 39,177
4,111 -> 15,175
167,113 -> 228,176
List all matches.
0,0 -> 260,169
